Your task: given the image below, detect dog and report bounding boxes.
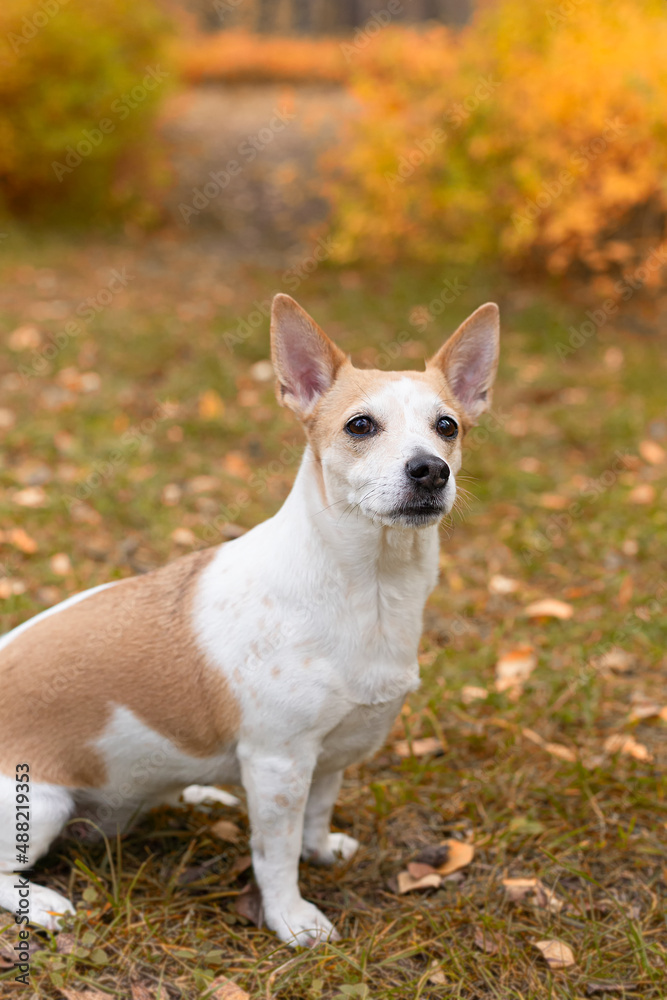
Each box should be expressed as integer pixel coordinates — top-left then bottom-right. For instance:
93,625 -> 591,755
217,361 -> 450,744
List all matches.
0,293 -> 499,946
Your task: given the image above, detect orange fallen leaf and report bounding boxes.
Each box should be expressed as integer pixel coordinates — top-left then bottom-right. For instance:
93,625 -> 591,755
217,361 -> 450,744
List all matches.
539,493 -> 569,510
495,647 -> 537,693
210,820 -> 241,843
199,389 -> 225,420
639,440 -> 665,465
628,483 -> 655,505
393,736 -> 443,758
50,553 -> 71,575
437,839 -> 474,875
603,734 -> 653,762
543,742 -> 577,763
534,938 -> 576,969
7,527 -> 38,553
523,599 -> 573,620
502,876 -> 539,902
222,452 -> 252,479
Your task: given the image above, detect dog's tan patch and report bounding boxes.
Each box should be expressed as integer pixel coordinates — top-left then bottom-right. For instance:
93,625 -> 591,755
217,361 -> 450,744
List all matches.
0,549 -> 239,787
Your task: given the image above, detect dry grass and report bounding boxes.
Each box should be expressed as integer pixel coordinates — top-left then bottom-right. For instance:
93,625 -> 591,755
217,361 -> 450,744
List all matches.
0,232 -> 666,998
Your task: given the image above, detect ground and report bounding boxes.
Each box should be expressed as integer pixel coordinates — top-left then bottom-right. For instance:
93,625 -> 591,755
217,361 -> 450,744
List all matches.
0,229 -> 666,999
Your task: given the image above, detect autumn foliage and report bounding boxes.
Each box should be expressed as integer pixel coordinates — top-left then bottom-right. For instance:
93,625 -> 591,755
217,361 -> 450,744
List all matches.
0,0 -> 172,224
179,29 -> 347,85
323,0 -> 667,279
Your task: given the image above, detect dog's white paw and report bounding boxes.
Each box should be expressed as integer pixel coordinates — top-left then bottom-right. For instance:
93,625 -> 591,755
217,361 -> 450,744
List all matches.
181,784 -> 240,807
269,900 -> 339,948
29,885 -> 75,931
302,832 -> 360,866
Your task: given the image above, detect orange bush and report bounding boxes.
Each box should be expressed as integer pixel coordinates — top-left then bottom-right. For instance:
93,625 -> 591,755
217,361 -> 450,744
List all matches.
179,30 -> 347,85
323,0 -> 667,279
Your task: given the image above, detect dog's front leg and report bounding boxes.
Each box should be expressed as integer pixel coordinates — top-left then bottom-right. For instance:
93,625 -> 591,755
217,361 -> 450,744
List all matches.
240,750 -> 339,947
301,770 -> 359,866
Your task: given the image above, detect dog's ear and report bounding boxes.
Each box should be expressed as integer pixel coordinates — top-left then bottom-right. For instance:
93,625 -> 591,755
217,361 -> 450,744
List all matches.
271,294 -> 347,417
427,303 -> 499,422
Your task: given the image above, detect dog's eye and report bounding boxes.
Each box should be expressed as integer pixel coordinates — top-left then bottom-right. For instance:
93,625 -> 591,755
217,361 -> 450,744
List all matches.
436,416 -> 458,439
346,415 -> 375,436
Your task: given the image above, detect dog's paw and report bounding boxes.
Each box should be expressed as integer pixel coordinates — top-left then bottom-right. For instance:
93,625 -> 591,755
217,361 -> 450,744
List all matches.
181,784 -> 240,807
29,885 -> 76,931
269,900 -> 339,948
302,832 -> 360,866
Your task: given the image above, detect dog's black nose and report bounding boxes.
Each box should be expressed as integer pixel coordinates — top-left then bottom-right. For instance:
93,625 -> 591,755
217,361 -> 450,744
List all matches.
406,452 -> 450,490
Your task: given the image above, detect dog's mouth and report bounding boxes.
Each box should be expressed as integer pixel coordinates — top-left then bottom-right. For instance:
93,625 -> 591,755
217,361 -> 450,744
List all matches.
383,501 -> 446,527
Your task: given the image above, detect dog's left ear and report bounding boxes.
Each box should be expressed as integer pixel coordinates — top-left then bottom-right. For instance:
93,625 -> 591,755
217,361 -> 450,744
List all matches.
427,303 -> 500,422
271,294 -> 347,418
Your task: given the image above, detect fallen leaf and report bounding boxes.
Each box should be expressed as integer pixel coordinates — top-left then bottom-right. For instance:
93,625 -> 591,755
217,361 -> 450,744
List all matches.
639,440 -> 665,465
495,646 -> 537,693
594,647 -> 634,673
208,976 -> 250,1000
523,599 -> 574,620
628,701 -> 663,722
407,861 -> 438,880
13,485 -> 48,509
210,820 -> 241,843
233,884 -> 263,926
0,407 -> 16,430
222,452 -> 252,479
8,323 -> 41,350
170,527 -> 196,546
603,734 -> 653,762
50,553 -> 72,575
539,493 -> 569,510
628,483 -> 655,505
437,839 -> 474,875
474,926 -> 500,954
488,574 -> 520,595
393,736 -> 443,758
502,877 -> 563,912
534,938 -> 576,969
428,968 -> 446,985
249,359 -> 274,382
199,390 -> 225,420
228,854 -> 252,880
503,876 -> 540,902
543,742 -> 577,763
461,685 -> 488,704
396,870 -> 442,894
7,527 -> 38,553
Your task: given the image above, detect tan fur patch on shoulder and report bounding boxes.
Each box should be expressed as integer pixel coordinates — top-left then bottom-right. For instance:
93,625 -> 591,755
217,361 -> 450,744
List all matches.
0,548 -> 240,787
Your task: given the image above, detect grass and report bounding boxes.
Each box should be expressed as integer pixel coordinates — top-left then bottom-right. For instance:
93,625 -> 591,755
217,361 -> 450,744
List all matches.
0,231 -> 666,998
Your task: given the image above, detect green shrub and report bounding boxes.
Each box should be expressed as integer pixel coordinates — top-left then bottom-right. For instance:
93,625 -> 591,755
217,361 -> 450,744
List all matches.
0,0 -> 173,226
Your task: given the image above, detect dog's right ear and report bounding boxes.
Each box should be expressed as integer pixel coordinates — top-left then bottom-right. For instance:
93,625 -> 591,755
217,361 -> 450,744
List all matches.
270,294 -> 347,418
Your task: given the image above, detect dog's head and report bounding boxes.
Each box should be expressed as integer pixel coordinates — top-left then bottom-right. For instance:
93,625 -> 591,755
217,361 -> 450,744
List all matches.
270,294 -> 499,529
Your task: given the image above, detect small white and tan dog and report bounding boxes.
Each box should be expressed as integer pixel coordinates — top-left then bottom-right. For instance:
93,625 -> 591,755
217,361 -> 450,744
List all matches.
0,294 -> 499,946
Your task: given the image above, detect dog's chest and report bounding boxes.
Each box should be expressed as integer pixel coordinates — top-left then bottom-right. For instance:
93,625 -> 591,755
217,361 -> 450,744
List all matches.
316,695 -> 405,772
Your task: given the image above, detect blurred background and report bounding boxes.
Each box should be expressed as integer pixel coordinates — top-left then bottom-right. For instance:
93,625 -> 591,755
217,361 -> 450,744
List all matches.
1,1 -> 667,996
